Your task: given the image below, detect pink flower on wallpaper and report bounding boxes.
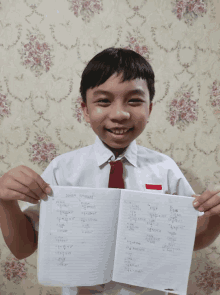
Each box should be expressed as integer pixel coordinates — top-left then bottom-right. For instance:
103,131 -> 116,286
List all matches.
195,264 -> 220,292
172,0 -> 207,25
27,134 -> 59,164
133,6 -> 140,12
124,36 -> 151,62
18,30 -> 53,77
0,93 -> 11,118
2,257 -> 27,284
209,80 -> 220,110
74,96 -> 90,127
168,86 -> 198,129
74,97 -> 84,123
69,0 -> 103,22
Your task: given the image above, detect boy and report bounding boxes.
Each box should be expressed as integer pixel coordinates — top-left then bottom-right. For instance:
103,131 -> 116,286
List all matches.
0,47 -> 204,295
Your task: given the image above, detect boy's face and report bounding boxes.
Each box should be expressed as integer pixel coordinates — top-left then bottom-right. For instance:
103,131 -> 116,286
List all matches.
81,72 -> 153,158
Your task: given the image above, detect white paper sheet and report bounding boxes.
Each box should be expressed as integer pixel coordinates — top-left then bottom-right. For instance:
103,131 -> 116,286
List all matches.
37,186 -> 201,295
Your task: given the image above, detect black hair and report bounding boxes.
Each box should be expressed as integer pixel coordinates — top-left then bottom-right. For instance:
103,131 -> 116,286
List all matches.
79,47 -> 155,105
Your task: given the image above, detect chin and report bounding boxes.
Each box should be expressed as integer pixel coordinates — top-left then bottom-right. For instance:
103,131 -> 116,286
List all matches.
107,140 -> 130,149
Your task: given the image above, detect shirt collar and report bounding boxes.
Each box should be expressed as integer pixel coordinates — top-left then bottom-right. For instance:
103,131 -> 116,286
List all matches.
93,135 -> 138,168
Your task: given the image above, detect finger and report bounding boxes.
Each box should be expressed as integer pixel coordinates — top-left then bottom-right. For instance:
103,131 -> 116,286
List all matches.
203,203 -> 220,217
197,193 -> 220,213
193,189 -> 220,208
3,173 -> 39,201
7,188 -> 41,204
20,166 -> 51,196
11,168 -> 46,200
9,175 -> 44,201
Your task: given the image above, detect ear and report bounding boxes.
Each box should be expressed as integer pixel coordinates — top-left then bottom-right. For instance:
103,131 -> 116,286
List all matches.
81,101 -> 90,124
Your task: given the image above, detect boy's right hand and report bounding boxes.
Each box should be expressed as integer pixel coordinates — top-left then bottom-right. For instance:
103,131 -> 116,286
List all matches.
0,165 -> 52,205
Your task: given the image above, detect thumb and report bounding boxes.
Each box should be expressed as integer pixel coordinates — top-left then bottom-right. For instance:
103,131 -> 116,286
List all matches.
45,183 -> 52,194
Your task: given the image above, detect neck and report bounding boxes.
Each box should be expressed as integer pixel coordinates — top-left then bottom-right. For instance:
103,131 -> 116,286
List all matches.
103,141 -> 128,159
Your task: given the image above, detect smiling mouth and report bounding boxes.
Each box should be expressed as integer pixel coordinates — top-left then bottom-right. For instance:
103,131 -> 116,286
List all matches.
106,128 -> 133,135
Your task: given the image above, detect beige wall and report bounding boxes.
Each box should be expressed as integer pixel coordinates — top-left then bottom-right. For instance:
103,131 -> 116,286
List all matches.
0,0 -> 220,294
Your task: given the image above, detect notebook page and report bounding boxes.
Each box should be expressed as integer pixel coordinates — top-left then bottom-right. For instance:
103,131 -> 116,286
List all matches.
112,190 -> 200,295
37,186 -> 121,287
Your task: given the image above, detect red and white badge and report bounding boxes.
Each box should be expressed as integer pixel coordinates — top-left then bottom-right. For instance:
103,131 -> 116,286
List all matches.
145,184 -> 162,190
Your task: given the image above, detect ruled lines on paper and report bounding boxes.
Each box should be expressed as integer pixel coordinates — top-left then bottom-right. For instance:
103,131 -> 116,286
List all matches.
38,187 -> 121,286
38,186 -> 199,295
112,190 -> 198,295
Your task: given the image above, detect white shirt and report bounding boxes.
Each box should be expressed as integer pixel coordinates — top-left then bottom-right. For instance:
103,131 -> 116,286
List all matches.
22,135 -> 203,295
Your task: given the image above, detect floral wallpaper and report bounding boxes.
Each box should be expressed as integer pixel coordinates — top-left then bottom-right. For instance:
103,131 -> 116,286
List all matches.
0,0 -> 220,294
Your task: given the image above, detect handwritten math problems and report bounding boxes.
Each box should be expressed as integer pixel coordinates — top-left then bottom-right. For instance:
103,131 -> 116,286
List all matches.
51,192 -> 100,266
38,186 -> 199,294
113,195 -> 190,280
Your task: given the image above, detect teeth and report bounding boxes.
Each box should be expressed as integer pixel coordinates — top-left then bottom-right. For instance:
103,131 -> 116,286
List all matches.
112,129 -> 129,134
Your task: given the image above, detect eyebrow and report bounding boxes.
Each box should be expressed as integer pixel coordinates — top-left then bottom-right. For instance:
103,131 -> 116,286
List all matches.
93,89 -> 146,97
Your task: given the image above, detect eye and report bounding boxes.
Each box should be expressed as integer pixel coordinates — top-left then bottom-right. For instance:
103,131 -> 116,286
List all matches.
98,99 -> 142,103
98,99 -> 109,103
130,99 -> 143,102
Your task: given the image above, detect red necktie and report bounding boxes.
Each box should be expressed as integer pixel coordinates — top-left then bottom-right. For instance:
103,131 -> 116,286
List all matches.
108,160 -> 125,189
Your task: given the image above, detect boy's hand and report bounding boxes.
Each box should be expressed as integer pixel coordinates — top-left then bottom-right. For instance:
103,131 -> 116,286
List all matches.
0,165 -> 52,205
192,184 -> 220,217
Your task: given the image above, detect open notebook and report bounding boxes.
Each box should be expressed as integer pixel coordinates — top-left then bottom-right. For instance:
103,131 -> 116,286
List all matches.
37,186 -> 201,295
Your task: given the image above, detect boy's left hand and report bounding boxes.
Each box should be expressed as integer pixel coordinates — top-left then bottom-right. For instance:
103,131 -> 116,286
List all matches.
192,185 -> 220,217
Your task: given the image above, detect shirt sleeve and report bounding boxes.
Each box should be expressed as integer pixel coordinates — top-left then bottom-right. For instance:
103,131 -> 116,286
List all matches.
167,158 -> 204,217
21,159 -> 58,232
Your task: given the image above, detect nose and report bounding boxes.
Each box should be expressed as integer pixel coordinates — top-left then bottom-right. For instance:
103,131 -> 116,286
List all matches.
108,103 -> 130,120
